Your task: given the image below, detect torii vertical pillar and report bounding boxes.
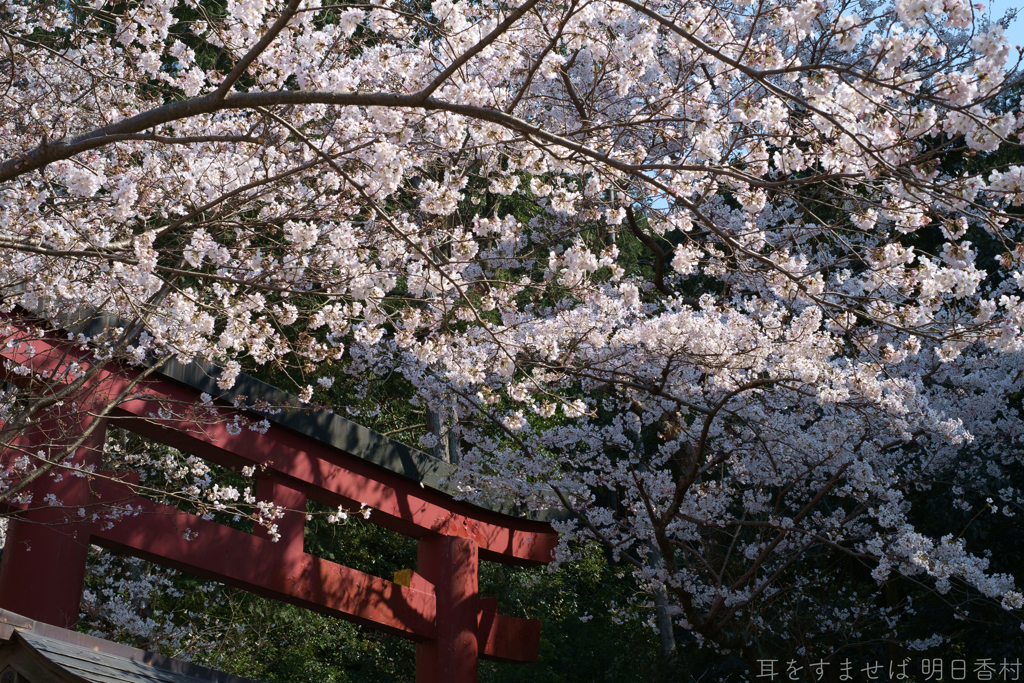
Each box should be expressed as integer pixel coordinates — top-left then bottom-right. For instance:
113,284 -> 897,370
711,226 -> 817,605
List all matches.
416,535 -> 479,683
0,414 -> 106,628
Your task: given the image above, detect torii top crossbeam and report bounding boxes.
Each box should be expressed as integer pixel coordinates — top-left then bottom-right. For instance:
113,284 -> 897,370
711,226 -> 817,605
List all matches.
0,314 -> 561,682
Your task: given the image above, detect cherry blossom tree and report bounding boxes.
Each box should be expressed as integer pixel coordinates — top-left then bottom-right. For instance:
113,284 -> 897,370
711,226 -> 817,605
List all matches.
2,0 -> 1024,666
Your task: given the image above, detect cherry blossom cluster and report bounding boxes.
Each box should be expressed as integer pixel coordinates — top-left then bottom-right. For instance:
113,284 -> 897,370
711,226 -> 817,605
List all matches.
2,0 -> 1024,664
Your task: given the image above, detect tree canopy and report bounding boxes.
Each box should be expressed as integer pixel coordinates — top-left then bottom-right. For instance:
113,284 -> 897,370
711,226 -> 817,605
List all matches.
3,0 -> 1024,672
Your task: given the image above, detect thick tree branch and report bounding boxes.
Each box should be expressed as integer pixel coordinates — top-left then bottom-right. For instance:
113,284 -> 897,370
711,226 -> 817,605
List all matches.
625,205 -> 672,296
213,0 -> 304,102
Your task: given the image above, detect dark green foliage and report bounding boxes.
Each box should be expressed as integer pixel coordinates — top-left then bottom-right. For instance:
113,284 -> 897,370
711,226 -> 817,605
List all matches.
477,544 -> 743,683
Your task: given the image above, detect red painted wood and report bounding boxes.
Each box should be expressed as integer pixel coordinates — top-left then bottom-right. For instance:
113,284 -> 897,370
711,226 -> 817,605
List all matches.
253,475 -> 306,559
0,321 -> 558,565
416,536 -> 479,683
478,601 -> 542,664
0,414 -> 106,628
88,477 -> 438,640
113,392 -> 556,565
0,318 -> 553,669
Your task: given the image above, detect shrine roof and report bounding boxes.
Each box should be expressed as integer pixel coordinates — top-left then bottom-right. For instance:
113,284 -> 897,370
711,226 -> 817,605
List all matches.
0,610 -> 263,683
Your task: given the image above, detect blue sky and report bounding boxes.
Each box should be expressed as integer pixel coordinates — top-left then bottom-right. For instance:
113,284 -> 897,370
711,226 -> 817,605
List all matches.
989,0 -> 1024,47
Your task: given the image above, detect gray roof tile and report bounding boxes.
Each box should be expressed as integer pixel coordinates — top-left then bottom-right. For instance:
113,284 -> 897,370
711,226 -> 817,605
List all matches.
0,611 -> 264,683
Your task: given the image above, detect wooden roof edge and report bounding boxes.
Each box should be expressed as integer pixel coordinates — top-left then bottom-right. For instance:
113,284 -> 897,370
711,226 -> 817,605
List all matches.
0,609 -> 266,683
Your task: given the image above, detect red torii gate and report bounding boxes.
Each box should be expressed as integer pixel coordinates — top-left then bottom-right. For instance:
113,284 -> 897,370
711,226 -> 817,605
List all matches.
0,316 -> 559,682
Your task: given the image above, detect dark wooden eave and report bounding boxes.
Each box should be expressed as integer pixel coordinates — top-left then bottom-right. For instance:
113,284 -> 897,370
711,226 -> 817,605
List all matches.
0,610 -> 263,683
